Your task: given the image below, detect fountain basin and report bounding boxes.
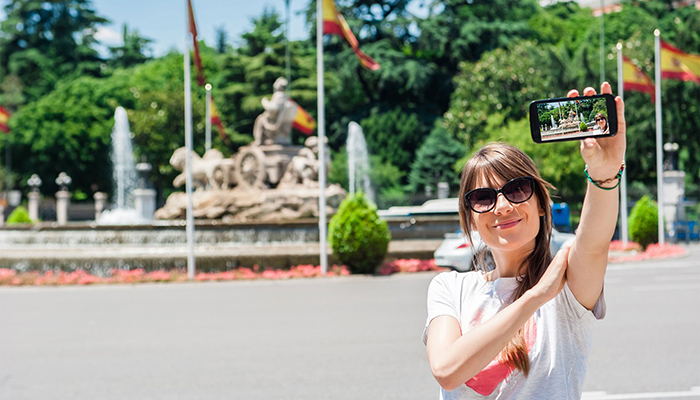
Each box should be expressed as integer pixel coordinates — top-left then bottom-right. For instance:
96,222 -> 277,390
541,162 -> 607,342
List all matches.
0,216 -> 458,273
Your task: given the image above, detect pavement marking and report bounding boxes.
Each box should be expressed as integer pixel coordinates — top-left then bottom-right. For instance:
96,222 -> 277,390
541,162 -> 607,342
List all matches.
653,274 -> 700,282
633,283 -> 700,291
608,263 -> 694,271
582,387 -> 700,399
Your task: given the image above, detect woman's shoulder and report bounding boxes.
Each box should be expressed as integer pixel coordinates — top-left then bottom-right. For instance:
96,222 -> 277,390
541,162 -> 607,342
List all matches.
429,270 -> 485,291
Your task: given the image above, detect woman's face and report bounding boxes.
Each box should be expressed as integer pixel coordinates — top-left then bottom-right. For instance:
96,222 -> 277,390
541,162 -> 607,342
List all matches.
596,116 -> 607,130
469,175 -> 544,257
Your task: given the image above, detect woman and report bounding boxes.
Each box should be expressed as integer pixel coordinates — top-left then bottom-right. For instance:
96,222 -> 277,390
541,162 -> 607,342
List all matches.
595,113 -> 610,134
423,82 -> 626,399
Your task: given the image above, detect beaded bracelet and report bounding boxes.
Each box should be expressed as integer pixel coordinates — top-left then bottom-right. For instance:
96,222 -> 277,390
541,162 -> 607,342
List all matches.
584,162 -> 625,190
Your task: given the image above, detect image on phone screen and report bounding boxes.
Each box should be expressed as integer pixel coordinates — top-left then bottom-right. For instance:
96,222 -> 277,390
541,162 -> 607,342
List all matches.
535,97 -> 610,142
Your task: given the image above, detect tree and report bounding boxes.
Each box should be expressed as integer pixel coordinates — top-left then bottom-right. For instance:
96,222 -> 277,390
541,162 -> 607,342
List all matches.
0,0 -> 109,103
409,124 -> 465,195
215,25 -> 229,54
108,24 -> 153,69
359,106 -> 429,179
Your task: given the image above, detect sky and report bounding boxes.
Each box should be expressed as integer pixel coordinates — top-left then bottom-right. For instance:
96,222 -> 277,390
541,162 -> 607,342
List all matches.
91,0 -> 311,56
0,0 -> 314,56
0,0 -> 433,56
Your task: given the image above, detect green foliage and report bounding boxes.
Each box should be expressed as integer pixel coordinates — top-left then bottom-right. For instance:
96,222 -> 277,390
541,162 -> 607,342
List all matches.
359,107 -> 429,177
107,25 -> 153,69
0,0 -> 109,104
5,74 -> 132,195
409,123 -> 465,194
629,195 -> 659,249
6,206 -> 33,225
446,40 -> 565,146
328,147 -> 406,209
328,191 -> 391,274
579,121 -> 588,132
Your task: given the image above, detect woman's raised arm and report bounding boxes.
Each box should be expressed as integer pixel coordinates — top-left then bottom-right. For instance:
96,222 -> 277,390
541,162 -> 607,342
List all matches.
565,82 -> 627,310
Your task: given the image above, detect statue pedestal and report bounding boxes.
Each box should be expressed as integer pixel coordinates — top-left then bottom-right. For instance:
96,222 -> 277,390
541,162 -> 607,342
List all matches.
94,192 -> 107,221
28,192 -> 41,222
663,170 -> 685,237
134,189 -> 156,221
55,190 -> 70,225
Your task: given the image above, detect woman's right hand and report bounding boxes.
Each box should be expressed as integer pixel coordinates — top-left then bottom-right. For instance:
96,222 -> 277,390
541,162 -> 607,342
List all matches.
528,246 -> 570,305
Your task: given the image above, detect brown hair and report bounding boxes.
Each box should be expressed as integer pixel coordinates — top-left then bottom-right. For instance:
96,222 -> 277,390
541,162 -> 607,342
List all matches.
457,143 -> 555,376
595,113 -> 609,130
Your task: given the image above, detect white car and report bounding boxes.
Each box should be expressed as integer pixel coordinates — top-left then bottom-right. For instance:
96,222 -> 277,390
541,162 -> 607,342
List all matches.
434,228 -> 575,272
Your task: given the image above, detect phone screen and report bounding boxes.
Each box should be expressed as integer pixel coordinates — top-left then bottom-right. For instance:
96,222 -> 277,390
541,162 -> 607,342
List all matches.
529,94 -> 616,143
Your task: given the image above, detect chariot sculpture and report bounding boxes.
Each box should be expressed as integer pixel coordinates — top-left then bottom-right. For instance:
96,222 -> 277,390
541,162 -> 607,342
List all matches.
155,77 -> 343,222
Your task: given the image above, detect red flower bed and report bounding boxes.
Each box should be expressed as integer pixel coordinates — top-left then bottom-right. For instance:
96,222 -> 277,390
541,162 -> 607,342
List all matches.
0,263 -> 351,286
608,242 -> 687,263
379,259 -> 448,275
609,240 -> 643,252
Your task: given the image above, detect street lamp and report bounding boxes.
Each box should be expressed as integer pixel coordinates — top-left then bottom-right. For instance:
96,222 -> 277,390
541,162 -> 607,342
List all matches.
27,174 -> 42,192
135,162 -> 152,189
55,172 -> 72,191
663,142 -> 679,171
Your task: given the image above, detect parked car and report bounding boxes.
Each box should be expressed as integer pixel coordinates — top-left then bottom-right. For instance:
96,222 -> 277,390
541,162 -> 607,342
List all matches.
434,228 -> 576,272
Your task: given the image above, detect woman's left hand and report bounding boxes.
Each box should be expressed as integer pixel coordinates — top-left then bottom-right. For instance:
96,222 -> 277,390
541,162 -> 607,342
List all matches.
567,82 -> 627,181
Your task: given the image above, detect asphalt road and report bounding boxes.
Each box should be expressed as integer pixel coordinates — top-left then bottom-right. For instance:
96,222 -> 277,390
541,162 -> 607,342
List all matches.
1,244 -> 698,400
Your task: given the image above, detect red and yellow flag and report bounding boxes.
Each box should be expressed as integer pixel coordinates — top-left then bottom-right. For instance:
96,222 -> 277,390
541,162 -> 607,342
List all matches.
209,96 -> 228,143
188,0 -> 206,86
660,40 -> 700,84
0,106 -> 10,134
622,55 -> 655,99
291,101 -> 316,135
322,0 -> 380,71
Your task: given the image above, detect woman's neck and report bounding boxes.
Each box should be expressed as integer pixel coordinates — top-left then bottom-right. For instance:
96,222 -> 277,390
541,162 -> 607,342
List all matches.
488,244 -> 534,280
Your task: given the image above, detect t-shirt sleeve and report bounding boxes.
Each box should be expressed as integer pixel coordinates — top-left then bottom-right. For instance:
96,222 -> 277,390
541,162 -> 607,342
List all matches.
422,271 -> 460,344
561,282 -> 606,321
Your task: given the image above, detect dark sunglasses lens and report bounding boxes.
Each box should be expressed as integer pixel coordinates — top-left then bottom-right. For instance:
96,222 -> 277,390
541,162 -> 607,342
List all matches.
468,190 -> 496,212
503,178 -> 533,203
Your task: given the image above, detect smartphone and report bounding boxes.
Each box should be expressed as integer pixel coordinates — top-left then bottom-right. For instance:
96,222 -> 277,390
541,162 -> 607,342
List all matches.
529,94 -> 617,143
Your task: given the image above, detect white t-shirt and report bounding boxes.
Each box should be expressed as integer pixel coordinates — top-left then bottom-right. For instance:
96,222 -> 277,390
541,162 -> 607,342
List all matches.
423,270 -> 606,400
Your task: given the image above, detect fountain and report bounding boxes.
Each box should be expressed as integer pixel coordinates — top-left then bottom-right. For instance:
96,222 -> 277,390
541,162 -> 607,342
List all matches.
550,115 -> 557,129
347,121 -> 374,202
0,79 -> 455,273
98,107 -> 148,225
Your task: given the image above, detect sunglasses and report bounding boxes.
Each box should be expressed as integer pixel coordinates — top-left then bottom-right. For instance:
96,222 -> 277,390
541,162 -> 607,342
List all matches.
465,177 -> 536,213
595,118 -> 605,122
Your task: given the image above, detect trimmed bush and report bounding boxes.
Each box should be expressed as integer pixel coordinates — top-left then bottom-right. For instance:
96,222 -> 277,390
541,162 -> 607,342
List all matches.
6,206 -> 33,225
629,195 -> 658,249
328,191 -> 391,274
579,121 -> 588,132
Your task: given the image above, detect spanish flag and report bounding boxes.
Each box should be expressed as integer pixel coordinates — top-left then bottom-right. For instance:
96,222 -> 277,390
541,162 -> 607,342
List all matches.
660,40 -> 700,84
188,0 -> 206,87
323,0 -> 380,71
291,101 -> 316,135
209,96 -> 228,143
0,106 -> 10,134
622,55 -> 655,99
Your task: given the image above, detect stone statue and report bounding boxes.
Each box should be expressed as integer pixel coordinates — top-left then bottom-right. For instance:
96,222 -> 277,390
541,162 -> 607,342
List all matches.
170,147 -> 235,190
558,109 -> 580,130
155,76 -> 347,222
253,78 -> 298,146
278,136 -> 331,188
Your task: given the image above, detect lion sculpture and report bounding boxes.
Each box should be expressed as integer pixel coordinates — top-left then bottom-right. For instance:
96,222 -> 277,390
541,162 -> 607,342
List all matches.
170,147 -> 236,190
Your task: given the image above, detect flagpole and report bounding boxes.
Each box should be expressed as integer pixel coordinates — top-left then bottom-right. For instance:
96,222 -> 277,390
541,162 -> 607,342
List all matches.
654,29 -> 665,245
205,83 -> 212,152
616,42 -> 629,246
317,0 -> 328,275
285,0 -> 291,93
184,0 -> 197,279
600,0 -> 605,82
